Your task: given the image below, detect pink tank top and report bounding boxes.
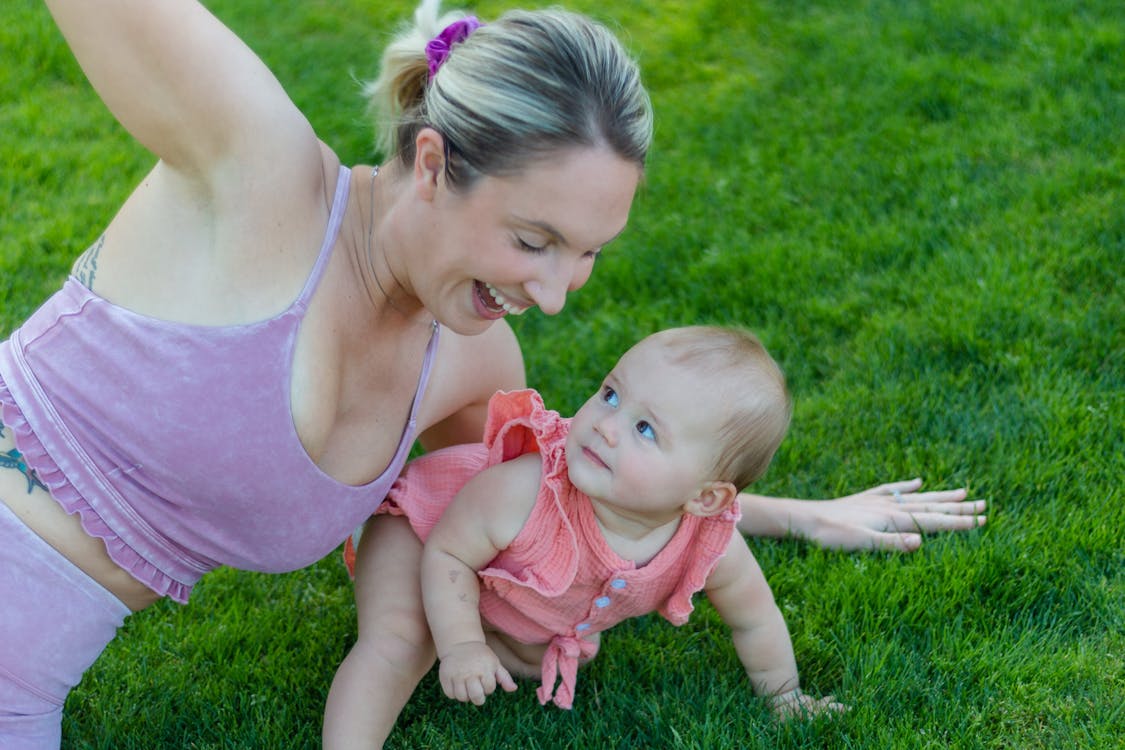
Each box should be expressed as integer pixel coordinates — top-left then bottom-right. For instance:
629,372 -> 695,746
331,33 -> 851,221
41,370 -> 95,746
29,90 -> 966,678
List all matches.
0,165 -> 439,603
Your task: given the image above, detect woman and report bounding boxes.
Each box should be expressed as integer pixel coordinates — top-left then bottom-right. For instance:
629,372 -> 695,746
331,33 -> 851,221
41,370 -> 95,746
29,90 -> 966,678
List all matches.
0,1 -> 983,747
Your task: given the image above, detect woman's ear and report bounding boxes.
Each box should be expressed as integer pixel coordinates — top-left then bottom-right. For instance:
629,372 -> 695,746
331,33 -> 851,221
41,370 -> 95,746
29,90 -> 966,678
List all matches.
413,127 -> 446,200
684,481 -> 738,518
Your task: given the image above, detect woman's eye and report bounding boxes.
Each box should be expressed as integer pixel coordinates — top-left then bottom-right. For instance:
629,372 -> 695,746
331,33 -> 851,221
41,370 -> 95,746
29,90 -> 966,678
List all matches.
601,386 -> 618,407
517,237 -> 546,253
635,421 -> 655,441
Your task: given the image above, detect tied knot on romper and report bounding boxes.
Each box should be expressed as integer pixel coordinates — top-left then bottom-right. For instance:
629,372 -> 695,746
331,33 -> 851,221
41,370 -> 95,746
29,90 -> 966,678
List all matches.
536,634 -> 599,709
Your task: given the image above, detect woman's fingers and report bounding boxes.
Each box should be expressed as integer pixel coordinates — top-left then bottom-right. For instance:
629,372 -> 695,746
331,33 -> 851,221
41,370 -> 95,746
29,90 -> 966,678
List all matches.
878,482 -> 987,532
894,488 -> 973,505
870,477 -> 925,495
867,530 -> 924,552
892,509 -> 987,533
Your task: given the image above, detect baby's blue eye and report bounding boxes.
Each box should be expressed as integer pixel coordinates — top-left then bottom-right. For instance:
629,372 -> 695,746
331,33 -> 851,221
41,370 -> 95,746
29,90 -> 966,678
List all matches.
602,386 -> 618,407
636,421 -> 655,441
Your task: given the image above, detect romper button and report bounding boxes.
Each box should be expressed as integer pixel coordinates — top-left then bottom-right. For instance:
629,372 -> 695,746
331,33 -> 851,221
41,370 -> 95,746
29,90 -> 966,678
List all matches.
595,596 -> 611,608
576,623 -> 591,631
611,579 -> 627,589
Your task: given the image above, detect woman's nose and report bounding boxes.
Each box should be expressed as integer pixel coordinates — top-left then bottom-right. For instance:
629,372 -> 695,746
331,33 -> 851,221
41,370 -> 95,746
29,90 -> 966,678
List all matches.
525,254 -> 587,316
524,277 -> 567,315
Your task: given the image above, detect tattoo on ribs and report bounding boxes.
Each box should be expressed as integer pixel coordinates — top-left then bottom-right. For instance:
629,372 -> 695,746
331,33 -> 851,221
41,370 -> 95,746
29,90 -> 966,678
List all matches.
448,570 -> 461,583
1,447 -> 49,494
73,234 -> 105,289
1,417 -> 47,493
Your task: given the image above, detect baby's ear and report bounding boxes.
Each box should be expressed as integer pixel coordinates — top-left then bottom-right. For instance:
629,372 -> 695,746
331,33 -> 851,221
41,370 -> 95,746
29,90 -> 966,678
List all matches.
685,481 -> 738,518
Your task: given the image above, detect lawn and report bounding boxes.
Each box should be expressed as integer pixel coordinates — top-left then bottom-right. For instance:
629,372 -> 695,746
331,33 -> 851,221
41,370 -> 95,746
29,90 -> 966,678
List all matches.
1,0 -> 1122,748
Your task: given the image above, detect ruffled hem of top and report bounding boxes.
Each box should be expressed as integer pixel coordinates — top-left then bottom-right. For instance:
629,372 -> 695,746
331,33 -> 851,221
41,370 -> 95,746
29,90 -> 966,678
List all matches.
0,381 -> 192,604
479,390 -> 578,596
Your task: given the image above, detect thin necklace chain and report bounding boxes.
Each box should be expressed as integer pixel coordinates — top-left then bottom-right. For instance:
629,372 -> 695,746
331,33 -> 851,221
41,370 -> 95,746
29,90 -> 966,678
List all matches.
364,165 -> 410,317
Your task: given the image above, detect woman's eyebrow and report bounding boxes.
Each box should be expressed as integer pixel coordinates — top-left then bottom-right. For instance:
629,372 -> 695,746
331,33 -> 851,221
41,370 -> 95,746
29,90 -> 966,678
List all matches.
513,216 -> 568,245
514,216 -> 629,250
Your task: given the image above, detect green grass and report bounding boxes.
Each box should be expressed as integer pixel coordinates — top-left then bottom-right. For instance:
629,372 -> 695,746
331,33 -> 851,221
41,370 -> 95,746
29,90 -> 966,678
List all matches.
2,0 -> 1122,747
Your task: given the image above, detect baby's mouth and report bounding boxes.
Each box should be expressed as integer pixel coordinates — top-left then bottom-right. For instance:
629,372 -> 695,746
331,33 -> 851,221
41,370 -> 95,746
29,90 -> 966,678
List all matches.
583,446 -> 609,470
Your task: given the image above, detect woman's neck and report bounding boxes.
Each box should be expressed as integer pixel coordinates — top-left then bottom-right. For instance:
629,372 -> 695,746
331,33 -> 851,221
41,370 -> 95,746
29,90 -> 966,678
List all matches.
345,163 -> 428,325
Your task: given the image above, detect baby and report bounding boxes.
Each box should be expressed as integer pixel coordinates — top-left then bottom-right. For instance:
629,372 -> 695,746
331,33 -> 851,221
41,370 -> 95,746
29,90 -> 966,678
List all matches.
328,326 -> 842,746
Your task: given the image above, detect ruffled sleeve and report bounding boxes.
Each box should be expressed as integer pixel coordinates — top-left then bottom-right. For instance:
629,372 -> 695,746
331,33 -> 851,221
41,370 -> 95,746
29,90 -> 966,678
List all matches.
483,389 -> 563,463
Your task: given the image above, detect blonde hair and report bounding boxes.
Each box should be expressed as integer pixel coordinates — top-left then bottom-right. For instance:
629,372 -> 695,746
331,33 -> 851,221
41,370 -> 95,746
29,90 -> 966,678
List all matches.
365,0 -> 653,188
649,326 -> 792,490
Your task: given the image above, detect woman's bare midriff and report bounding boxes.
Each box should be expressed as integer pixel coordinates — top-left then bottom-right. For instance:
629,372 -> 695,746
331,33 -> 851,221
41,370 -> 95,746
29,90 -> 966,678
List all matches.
0,433 -> 160,612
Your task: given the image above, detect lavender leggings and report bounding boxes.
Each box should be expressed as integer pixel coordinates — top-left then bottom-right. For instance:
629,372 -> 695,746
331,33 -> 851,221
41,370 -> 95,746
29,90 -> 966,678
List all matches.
0,500 -> 129,750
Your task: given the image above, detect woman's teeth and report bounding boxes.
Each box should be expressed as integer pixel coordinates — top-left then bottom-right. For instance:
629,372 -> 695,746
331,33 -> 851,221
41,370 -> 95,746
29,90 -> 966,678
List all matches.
485,283 -> 527,315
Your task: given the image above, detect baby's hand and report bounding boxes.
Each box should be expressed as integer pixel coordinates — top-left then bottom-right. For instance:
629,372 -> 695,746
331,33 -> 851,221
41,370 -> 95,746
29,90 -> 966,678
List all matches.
438,641 -> 518,706
768,688 -> 848,720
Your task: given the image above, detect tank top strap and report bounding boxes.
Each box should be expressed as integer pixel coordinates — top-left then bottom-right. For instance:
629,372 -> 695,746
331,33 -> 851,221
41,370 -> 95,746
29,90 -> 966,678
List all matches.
405,321 -> 441,436
293,164 -> 352,309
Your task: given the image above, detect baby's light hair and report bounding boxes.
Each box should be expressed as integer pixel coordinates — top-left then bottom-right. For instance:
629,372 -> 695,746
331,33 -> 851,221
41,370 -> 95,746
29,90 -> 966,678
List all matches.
647,326 -> 792,490
365,0 -> 653,188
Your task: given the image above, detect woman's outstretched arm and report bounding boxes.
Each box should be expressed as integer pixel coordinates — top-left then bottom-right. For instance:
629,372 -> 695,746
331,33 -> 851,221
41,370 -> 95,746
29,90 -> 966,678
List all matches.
738,478 -> 987,552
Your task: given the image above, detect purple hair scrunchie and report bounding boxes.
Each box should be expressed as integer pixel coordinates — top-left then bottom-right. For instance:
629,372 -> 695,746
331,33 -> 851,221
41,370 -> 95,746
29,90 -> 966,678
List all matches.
425,16 -> 483,80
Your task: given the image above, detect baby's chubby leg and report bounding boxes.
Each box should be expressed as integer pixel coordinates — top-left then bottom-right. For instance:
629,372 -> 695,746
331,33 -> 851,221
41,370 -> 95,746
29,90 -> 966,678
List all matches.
324,515 -> 435,750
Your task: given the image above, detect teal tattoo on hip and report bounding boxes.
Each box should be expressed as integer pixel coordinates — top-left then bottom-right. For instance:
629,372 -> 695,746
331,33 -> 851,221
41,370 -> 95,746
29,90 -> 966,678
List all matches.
73,234 -> 105,290
0,419 -> 48,493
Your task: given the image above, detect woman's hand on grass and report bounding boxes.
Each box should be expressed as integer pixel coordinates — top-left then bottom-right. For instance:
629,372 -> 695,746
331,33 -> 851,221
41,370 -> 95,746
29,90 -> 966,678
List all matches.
739,478 -> 987,552
810,478 -> 986,551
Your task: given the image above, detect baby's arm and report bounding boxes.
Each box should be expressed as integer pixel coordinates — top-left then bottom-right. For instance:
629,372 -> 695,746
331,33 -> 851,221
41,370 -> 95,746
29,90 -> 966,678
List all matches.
421,453 -> 542,705
705,533 -> 846,718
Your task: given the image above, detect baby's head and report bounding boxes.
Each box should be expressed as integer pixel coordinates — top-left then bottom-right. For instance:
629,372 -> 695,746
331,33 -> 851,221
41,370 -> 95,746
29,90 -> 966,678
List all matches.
566,326 -> 791,520
640,326 -> 792,490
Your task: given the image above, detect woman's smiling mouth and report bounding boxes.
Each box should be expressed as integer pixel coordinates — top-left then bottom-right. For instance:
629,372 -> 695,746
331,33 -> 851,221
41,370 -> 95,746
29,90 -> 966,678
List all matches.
475,281 -> 529,317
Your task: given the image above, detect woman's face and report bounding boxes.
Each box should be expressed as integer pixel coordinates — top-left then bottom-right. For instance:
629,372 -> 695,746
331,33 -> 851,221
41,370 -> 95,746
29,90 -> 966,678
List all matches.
409,142 -> 641,335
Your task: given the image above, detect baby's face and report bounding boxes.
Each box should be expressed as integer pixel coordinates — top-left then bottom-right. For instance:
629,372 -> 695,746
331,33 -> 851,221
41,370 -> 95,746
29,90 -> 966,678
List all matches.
564,339 -> 722,520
